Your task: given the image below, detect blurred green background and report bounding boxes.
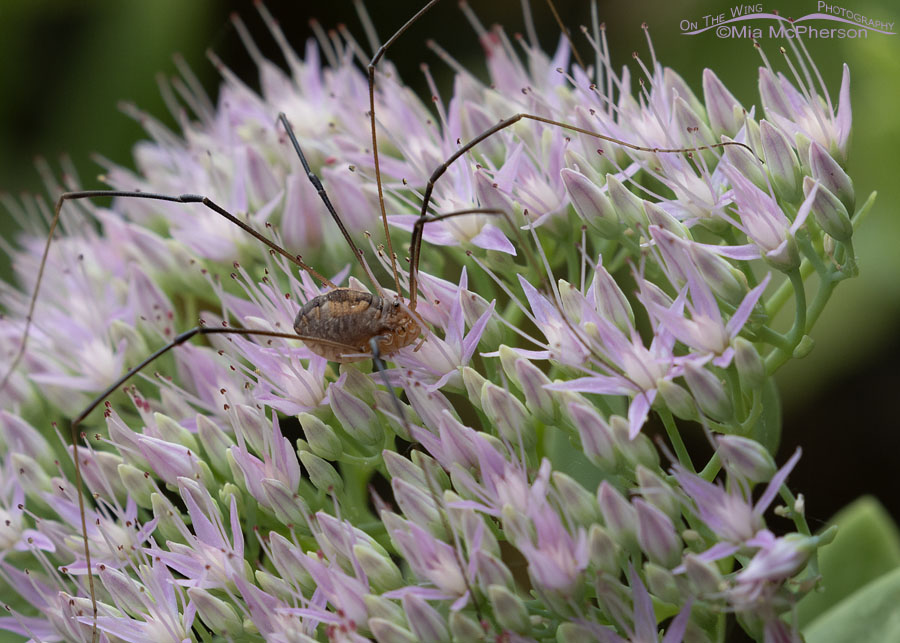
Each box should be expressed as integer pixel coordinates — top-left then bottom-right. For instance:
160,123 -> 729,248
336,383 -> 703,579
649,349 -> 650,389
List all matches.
0,0 -> 897,621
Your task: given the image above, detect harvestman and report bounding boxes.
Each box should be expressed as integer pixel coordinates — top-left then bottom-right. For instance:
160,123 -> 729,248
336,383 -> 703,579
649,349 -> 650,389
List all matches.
0,1 -> 755,638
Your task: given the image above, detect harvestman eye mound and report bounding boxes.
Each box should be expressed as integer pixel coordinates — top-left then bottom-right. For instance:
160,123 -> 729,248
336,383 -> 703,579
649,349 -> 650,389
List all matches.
0,1 -> 760,640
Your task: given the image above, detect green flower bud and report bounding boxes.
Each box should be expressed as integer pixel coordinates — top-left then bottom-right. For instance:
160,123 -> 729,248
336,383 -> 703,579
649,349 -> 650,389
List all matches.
607,174 -> 646,228
117,463 -> 156,509
189,587 -> 243,637
760,120 -> 802,203
298,412 -> 342,460
488,585 -> 530,633
299,451 -> 343,494
803,177 -> 853,242
355,544 -> 403,592
683,363 -> 733,421
734,337 -> 765,391
552,471 -> 601,525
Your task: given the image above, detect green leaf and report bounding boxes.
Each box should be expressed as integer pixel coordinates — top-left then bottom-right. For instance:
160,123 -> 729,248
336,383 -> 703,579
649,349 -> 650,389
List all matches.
797,496 -> 900,627
750,378 -> 781,453
804,565 -> 900,643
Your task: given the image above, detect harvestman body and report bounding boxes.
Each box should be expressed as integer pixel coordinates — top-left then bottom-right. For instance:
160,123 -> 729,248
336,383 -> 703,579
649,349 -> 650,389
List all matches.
0,1 -> 757,640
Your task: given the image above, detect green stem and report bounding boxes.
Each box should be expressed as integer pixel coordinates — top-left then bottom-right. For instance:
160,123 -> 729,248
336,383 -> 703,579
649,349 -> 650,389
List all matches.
699,452 -> 721,481
660,409 -> 694,472
764,269 -> 807,374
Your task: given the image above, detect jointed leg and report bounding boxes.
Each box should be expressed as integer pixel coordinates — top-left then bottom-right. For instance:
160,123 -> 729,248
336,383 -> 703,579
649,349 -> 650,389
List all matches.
0,189 -> 334,395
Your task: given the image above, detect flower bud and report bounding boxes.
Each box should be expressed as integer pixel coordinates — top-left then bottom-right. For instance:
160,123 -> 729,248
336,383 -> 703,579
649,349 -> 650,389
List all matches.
722,135 -> 767,189
674,96 -> 716,163
644,561 -> 681,604
606,174 -> 646,228
561,168 -> 622,238
402,593 -> 451,643
355,543 -> 403,592
552,471 -> 601,526
703,69 -> 745,136
636,466 -> 681,521
462,366 -> 488,412
189,587 -> 244,637
683,362 -> 733,422
644,201 -> 690,239
153,412 -> 198,454
330,381 -> 382,448
733,337 -> 766,391
481,382 -> 535,448
449,612 -> 485,641
558,622 -> 602,643
298,451 -> 343,495
392,478 -> 442,534
803,177 -> 852,241
364,593 -> 407,625
11,453 -> 51,500
634,498 -> 682,568
683,553 -> 724,595
808,141 -> 854,213
567,402 -> 617,468
151,492 -> 185,543
298,412 -> 342,460
716,435 -> 777,484
597,481 -> 637,547
368,618 -> 418,643
688,243 -> 749,307
372,389 -> 415,442
192,416 -> 230,479
261,478 -> 310,527
117,463 -> 156,509
657,379 -> 699,421
515,354 -> 556,422
588,524 -> 621,574
590,263 -> 635,334
760,120 -> 802,203
488,585 -> 530,633
474,550 -> 514,589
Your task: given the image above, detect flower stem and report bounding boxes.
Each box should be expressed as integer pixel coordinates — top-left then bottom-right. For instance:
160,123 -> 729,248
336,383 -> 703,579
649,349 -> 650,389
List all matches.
660,409 -> 694,472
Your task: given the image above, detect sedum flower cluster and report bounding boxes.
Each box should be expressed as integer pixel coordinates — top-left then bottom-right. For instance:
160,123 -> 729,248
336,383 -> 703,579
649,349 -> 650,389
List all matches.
0,3 -> 867,642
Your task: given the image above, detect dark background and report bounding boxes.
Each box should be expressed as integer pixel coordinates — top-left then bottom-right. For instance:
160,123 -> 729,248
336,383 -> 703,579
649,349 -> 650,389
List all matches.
1,0 -> 898,605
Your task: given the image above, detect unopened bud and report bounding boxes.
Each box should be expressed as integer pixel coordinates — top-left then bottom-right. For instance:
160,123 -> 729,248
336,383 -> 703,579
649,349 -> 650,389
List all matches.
189,587 -> 244,637
298,412 -> 342,460
606,174 -> 647,228
803,177 -> 852,242
703,68 -> 745,136
402,593 -> 451,643
734,337 -> 766,391
635,498 -> 682,568
481,382 -> 535,448
567,402 -> 617,468
553,471 -> 601,525
760,120 -> 802,203
561,168 -> 622,238
644,561 -> 681,603
355,544 -> 403,592
488,585 -> 530,633
588,524 -> 621,574
683,362 -> 733,421
298,451 -> 343,495
808,141 -> 855,213
716,435 -> 777,484
657,379 -> 699,421
597,481 -> 637,546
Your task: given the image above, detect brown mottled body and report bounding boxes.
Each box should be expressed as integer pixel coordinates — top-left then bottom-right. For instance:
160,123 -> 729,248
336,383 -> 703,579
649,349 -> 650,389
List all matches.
293,288 -> 419,362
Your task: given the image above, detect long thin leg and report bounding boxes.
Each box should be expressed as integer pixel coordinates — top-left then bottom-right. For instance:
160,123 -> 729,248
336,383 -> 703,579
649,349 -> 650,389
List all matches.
0,189 -> 335,395
407,112 -> 758,307
276,113 -> 384,295
73,325 -> 359,641
366,0 -> 444,297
